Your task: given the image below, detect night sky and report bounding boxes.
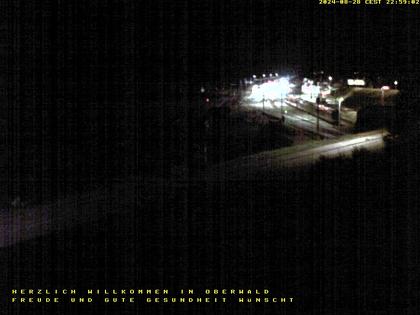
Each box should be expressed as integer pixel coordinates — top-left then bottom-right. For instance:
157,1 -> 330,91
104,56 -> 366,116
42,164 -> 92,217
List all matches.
8,1 -> 420,88
138,1 -> 420,83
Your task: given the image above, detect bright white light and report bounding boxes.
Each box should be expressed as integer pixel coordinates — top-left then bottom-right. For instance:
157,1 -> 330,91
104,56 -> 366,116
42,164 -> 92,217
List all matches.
265,81 -> 279,100
394,80 -> 398,85
248,77 -> 291,102
328,76 -> 333,81
278,77 -> 290,93
250,84 -> 264,102
269,73 -> 273,77
348,79 -> 366,86
275,73 -> 279,77
381,86 -> 390,90
301,82 -> 320,96
252,75 -> 257,79
262,74 -> 266,78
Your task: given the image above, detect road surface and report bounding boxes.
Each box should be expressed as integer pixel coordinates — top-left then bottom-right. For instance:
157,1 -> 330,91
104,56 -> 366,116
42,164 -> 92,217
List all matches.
242,98 -> 346,139
208,129 -> 389,180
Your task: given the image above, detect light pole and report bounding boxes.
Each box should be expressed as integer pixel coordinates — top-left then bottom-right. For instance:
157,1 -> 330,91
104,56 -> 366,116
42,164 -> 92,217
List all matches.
280,95 -> 283,120
316,95 -> 320,134
278,77 -> 290,122
338,97 -> 344,127
262,93 -> 265,113
381,89 -> 384,106
381,86 -> 390,106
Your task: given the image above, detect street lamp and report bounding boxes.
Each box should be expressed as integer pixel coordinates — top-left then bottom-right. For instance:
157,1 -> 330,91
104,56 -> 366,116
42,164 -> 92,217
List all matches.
262,93 -> 265,113
278,77 -> 290,121
381,86 -> 390,106
316,95 -> 321,133
338,97 -> 344,127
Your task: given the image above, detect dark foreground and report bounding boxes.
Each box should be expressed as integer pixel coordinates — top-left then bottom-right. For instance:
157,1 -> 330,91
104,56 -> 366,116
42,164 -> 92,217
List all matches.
2,137 -> 420,314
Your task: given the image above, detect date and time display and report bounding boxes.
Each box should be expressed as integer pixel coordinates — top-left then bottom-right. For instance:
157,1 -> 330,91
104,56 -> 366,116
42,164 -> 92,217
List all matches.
319,0 -> 420,5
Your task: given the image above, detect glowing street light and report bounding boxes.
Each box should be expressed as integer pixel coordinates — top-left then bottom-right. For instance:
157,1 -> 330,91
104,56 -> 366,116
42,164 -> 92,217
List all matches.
381,86 -> 390,105
262,74 -> 266,78
328,76 -> 333,82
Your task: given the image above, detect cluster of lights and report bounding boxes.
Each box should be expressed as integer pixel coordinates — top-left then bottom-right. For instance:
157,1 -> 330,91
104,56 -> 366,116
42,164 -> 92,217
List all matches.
248,77 -> 291,102
251,73 -> 281,80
